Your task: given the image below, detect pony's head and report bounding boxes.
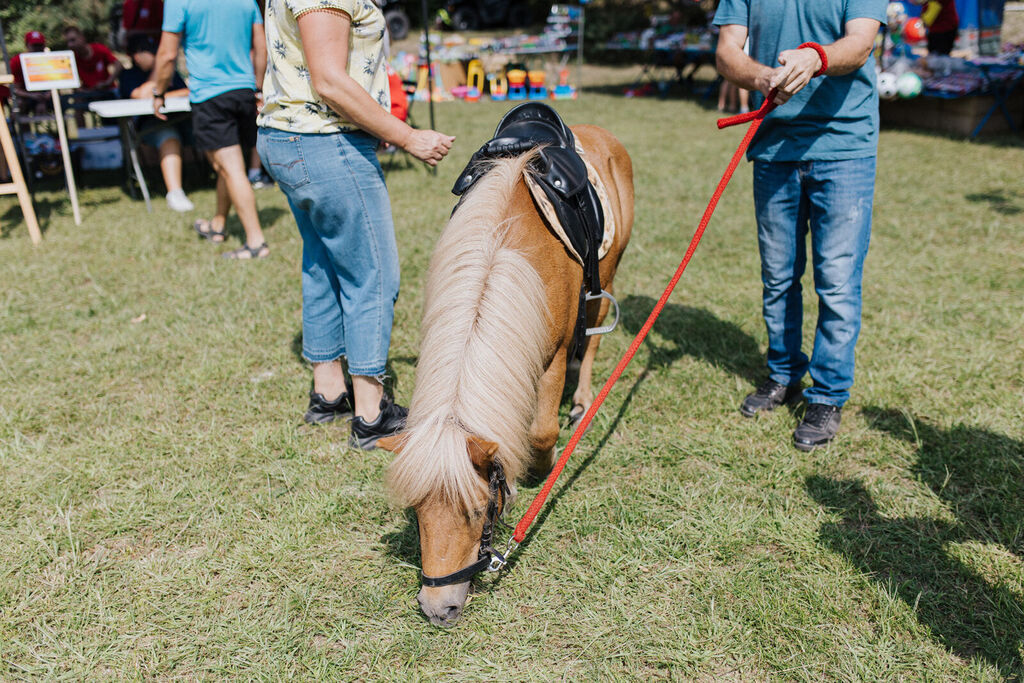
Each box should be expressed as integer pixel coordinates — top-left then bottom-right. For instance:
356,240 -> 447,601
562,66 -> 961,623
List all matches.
380,430 -> 507,626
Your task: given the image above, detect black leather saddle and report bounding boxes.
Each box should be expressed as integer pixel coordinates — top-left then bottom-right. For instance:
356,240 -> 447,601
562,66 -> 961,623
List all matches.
452,102 -> 605,297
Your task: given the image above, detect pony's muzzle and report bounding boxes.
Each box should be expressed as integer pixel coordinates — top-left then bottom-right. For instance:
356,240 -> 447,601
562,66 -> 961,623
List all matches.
417,583 -> 469,627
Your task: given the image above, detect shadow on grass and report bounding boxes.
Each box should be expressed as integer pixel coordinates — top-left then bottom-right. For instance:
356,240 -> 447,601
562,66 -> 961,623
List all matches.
863,407 -> 1023,554
619,294 -> 764,383
806,410 -> 1024,673
381,507 -> 420,567
214,206 -> 288,243
806,475 -> 1024,674
965,190 -> 1023,216
0,194 -> 120,239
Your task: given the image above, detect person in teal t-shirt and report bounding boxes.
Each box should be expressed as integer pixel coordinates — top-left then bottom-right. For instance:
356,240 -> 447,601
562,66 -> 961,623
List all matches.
713,0 -> 886,451
152,0 -> 269,259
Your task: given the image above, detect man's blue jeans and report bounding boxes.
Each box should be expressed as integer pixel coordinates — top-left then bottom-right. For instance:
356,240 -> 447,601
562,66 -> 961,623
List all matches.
752,157 -> 876,408
257,128 -> 400,377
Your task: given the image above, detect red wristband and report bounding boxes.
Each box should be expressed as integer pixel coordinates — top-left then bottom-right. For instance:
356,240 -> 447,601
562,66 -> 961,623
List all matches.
798,42 -> 828,77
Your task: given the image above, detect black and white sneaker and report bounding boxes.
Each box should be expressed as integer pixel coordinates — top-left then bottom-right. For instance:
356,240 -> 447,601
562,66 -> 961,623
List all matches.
303,381 -> 354,425
740,379 -> 802,417
793,403 -> 842,451
349,396 -> 408,450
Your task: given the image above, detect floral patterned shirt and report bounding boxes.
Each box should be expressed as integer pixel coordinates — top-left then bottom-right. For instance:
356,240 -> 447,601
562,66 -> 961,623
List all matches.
258,0 -> 390,133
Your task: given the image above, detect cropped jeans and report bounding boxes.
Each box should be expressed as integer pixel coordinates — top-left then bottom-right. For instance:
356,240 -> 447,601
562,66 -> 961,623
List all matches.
257,128 -> 399,377
752,157 -> 876,407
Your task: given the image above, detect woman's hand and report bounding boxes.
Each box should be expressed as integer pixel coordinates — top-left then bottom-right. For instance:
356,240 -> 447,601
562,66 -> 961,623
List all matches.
402,129 -> 455,166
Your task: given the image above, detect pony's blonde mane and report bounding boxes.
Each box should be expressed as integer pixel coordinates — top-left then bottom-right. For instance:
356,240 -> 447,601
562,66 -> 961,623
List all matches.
387,153 -> 550,512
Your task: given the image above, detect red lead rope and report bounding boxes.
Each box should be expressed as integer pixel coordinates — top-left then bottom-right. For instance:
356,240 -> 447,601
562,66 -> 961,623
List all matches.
510,91 -> 781,546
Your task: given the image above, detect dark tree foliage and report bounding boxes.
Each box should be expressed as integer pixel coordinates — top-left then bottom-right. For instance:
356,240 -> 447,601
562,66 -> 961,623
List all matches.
3,0 -> 119,53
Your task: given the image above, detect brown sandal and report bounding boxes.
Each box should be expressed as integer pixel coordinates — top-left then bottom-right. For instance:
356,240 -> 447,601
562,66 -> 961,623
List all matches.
193,219 -> 226,242
222,242 -> 270,260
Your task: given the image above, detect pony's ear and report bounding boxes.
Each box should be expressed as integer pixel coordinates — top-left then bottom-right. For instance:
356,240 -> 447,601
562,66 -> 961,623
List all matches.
376,434 -> 406,454
466,435 -> 499,475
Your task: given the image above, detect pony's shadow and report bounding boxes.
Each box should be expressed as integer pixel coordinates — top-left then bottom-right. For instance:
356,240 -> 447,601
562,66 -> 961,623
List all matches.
806,474 -> 1024,674
558,296 -> 763,412
381,507 -> 420,568
485,367 -> 652,587
618,295 -> 763,381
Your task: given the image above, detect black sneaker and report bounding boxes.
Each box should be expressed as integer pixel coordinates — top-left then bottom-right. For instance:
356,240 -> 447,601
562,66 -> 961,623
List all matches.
740,379 -> 802,417
793,403 -> 842,451
303,381 -> 354,425
349,396 -> 408,450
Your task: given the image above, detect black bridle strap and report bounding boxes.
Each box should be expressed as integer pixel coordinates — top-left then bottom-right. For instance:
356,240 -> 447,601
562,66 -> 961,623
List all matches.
421,555 -> 492,587
419,461 -> 509,588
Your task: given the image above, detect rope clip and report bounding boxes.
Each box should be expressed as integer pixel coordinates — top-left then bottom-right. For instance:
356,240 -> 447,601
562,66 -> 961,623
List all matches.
485,537 -> 519,572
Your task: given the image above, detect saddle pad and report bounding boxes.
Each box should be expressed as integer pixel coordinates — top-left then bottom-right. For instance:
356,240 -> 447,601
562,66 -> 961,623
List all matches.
524,140 -> 615,265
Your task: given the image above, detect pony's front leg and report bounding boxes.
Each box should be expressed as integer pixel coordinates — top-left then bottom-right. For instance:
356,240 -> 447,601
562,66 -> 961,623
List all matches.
570,291 -> 612,427
528,348 -> 568,478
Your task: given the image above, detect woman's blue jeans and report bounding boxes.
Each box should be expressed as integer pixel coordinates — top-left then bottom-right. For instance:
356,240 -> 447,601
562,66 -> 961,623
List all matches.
257,128 -> 399,377
752,157 -> 876,407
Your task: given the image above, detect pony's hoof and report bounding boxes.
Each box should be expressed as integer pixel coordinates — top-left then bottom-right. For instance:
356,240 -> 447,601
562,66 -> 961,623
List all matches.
568,404 -> 586,430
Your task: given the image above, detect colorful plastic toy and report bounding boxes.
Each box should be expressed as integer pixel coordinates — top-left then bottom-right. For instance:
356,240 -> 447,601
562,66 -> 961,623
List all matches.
466,59 -> 485,95
507,69 -> 527,101
551,68 -> 576,100
528,70 -> 548,100
488,72 -> 508,101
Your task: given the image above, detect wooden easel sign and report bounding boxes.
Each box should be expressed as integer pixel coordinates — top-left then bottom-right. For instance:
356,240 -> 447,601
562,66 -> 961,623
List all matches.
20,49 -> 83,226
0,74 -> 42,243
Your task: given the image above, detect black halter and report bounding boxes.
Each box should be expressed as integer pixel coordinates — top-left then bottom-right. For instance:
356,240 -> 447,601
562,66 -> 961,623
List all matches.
420,461 -> 512,588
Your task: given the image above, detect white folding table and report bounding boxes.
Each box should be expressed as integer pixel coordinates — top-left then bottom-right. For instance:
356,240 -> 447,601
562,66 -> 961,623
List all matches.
88,97 -> 191,212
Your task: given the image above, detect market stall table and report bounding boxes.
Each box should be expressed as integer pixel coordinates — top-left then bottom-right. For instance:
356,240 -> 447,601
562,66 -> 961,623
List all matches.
88,96 -> 191,212
964,57 -> 1024,138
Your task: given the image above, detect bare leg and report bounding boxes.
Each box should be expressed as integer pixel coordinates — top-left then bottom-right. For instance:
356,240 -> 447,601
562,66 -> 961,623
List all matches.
738,87 -> 750,113
158,136 -> 183,192
207,174 -> 230,236
206,144 -> 266,247
248,147 -> 263,177
351,375 -> 384,422
312,360 -> 347,401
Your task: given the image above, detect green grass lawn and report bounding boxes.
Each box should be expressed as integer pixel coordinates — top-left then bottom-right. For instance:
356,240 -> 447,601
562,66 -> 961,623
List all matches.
1,85 -> 1022,679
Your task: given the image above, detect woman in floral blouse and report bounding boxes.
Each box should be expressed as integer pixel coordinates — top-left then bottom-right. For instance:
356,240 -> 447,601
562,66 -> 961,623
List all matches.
257,0 -> 455,448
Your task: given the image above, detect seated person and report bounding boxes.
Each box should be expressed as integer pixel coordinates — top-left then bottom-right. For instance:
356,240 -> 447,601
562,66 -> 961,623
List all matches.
62,24 -> 121,105
119,35 -> 194,212
9,31 -> 53,116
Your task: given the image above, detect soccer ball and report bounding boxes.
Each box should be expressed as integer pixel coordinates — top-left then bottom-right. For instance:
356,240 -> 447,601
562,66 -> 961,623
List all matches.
878,72 -> 899,100
886,2 -> 907,25
897,72 -> 923,98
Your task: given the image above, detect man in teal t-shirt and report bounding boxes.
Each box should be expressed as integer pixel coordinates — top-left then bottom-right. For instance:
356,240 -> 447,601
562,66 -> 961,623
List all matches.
713,0 -> 886,451
152,0 -> 270,260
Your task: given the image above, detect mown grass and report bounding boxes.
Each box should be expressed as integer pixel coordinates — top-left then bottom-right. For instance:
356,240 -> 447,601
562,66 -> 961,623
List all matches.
1,77 -> 1022,679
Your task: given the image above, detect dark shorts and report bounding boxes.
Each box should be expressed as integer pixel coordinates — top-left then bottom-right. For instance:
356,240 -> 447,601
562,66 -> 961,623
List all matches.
191,88 -> 258,152
927,30 -> 957,56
